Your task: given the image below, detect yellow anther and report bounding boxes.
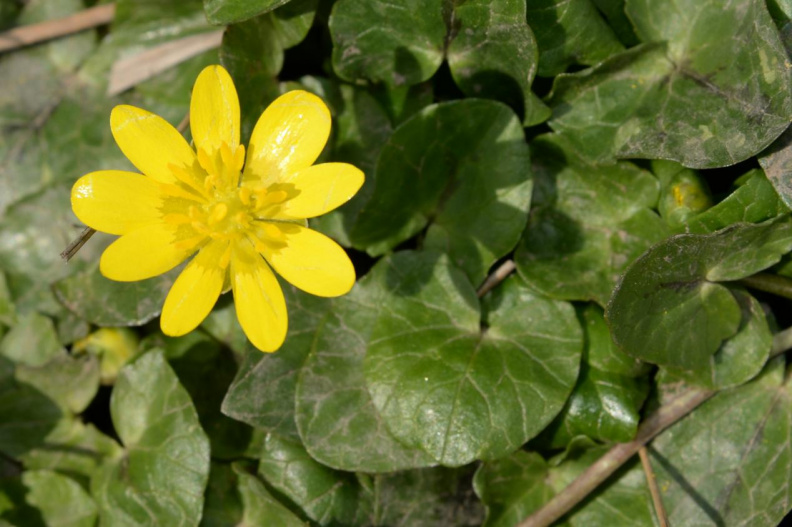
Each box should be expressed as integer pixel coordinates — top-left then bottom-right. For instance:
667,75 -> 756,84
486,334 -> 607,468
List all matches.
204,175 -> 219,192
220,143 -> 233,166
207,203 -> 228,225
197,148 -> 216,176
672,185 -> 684,206
265,190 -> 288,204
238,186 -> 252,206
173,235 -> 206,251
234,144 -> 246,171
219,245 -> 232,268
188,205 -> 200,220
234,211 -> 250,226
191,221 -> 210,235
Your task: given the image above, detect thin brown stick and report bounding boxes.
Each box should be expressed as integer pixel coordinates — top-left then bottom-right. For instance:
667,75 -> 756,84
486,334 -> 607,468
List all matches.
477,259 -> 515,297
0,3 -> 115,54
639,446 -> 669,527
60,227 -> 96,262
518,387 -> 714,527
176,112 -> 191,134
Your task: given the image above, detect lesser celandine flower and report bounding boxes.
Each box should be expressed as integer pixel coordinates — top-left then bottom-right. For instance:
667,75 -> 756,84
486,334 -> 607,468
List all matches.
71,65 -> 363,352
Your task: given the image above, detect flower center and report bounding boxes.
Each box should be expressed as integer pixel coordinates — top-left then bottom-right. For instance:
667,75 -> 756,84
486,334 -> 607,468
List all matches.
163,141 -> 291,242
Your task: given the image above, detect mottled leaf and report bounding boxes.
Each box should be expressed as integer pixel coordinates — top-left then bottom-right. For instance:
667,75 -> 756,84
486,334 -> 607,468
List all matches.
351,100 -> 532,285
516,134 -> 666,306
0,470 -> 97,527
548,0 -> 792,168
92,351 -> 210,526
204,0 -> 293,24
608,216 -> 792,370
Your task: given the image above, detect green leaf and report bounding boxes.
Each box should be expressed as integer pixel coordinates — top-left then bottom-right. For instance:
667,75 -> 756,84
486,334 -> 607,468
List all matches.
0,357 -> 62,459
363,254 -> 582,466
607,216 -> 792,370
92,351 -> 210,526
516,134 -> 666,306
201,462 -> 305,527
15,352 -> 99,415
221,286 -> 332,440
548,0 -> 792,168
53,262 -> 175,327
165,334 -> 254,460
759,124 -> 792,209
0,470 -> 97,527
0,312 -> 63,367
473,451 -> 554,527
72,327 -> 140,385
19,419 -> 123,490
662,290 -> 771,390
258,434 -> 367,524
329,0 -> 445,87
526,0 -> 625,77
204,0 -> 294,24
446,0 -> 550,125
685,169 -> 789,234
351,100 -> 532,285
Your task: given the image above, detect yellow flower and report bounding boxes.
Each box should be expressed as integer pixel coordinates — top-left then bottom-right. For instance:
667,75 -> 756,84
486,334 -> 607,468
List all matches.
71,65 -> 363,352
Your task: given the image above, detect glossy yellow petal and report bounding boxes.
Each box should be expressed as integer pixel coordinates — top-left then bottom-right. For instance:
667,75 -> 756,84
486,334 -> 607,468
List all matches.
161,240 -> 228,336
276,163 -> 364,219
110,105 -> 197,184
190,65 -> 240,157
100,224 -> 203,282
258,225 -> 355,297
244,91 -> 331,186
231,241 -> 287,352
71,170 -> 164,235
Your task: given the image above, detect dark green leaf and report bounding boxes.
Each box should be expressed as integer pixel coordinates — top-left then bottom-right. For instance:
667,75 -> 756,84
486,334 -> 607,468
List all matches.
53,262 -> 175,327
607,216 -> 792,370
222,287 -> 332,440
549,0 -> 792,168
329,0 -> 445,87
92,351 -> 210,526
516,134 -> 666,305
351,100 -> 532,285
0,470 -> 97,527
204,0 -> 294,25
526,0 -> 624,77
759,124 -> 792,209
363,254 -> 582,466
447,0 -> 550,125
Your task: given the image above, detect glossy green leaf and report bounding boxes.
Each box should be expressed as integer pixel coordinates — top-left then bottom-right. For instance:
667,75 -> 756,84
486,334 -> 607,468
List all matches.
686,169 -> 789,234
204,0 -> 293,24
0,470 -> 97,527
363,254 -> 582,466
662,290 -> 771,390
222,287 -> 332,440
608,216 -> 792,370
526,0 -> 624,77
446,0 -> 550,125
18,419 -> 123,489
0,312 -> 62,367
53,262 -> 175,327
330,0 -> 445,87
0,356 -> 62,459
351,100 -> 532,285
759,124 -> 792,209
258,434 -> 367,524
516,134 -> 666,306
92,351 -> 210,526
548,0 -> 792,168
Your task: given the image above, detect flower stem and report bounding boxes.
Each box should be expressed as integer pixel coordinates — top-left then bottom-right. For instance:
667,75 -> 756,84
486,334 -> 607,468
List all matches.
739,272 -> 792,300
477,259 -> 515,298
639,446 -> 669,527
60,227 -> 96,262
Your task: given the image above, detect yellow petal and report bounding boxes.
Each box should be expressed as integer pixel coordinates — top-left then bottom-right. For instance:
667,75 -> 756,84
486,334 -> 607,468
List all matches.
71,170 -> 164,235
190,65 -> 240,157
276,163 -> 364,219
110,105 -> 197,184
244,90 -> 331,187
258,225 -> 355,297
231,241 -> 287,352
161,240 -> 228,336
100,224 -> 203,282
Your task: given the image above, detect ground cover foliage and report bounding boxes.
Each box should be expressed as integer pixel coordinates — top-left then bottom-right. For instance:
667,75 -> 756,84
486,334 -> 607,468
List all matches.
3,0 -> 792,525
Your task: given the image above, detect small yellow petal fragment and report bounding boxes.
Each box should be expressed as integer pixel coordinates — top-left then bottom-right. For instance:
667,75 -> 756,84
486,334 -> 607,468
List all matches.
238,186 -> 252,206
234,144 -> 246,171
208,203 -> 229,225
